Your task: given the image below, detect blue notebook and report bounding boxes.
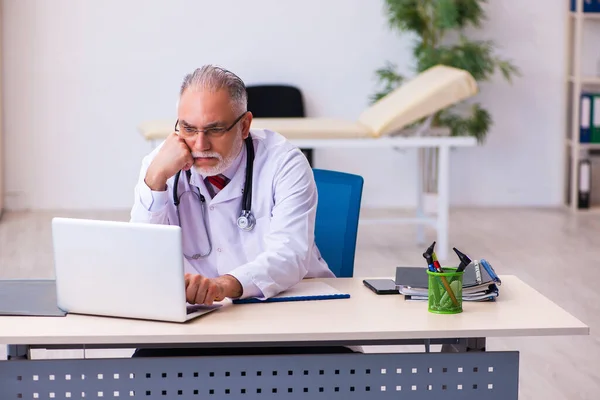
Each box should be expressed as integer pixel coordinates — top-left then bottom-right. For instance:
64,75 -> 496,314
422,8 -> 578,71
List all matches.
233,281 -> 350,304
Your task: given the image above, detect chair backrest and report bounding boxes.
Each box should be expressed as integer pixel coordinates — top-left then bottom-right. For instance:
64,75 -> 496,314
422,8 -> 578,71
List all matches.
247,84 -> 314,165
246,84 -> 305,118
313,169 -> 364,278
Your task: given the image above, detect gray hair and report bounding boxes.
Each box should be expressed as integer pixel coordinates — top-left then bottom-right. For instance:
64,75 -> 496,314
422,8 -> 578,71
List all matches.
180,65 -> 247,114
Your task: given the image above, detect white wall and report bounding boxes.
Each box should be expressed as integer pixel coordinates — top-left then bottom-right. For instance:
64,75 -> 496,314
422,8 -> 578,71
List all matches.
2,0 -> 570,210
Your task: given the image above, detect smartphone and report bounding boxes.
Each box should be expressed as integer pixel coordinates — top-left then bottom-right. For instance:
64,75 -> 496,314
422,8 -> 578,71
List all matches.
363,279 -> 400,295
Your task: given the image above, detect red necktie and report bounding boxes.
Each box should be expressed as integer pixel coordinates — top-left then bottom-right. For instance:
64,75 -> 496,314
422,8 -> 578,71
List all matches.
207,174 -> 228,190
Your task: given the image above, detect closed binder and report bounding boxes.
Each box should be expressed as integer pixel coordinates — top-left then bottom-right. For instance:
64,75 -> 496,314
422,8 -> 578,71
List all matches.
592,94 -> 600,143
570,0 -> 600,12
579,156 -> 592,209
580,93 -> 593,143
0,279 -> 66,316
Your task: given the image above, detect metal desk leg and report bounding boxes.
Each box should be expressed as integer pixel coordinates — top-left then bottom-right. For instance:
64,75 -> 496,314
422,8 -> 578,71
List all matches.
441,338 -> 486,353
436,145 -> 450,261
424,339 -> 431,353
416,148 -> 426,246
7,345 -> 29,360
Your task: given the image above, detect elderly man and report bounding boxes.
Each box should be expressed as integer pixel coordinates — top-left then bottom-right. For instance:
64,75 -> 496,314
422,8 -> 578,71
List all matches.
130,65 -> 335,306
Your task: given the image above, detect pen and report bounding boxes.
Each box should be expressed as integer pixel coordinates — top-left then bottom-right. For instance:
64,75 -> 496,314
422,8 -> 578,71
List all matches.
480,259 -> 501,285
422,248 -> 442,302
431,252 -> 443,272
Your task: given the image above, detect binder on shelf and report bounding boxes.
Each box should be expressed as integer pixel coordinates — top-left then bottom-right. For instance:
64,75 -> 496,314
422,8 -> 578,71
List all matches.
580,93 -> 593,143
571,0 -> 600,12
592,94 -> 600,143
579,154 -> 591,209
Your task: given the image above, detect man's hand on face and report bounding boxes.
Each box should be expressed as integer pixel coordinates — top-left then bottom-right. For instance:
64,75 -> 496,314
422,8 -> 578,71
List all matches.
145,132 -> 194,191
184,273 -> 243,305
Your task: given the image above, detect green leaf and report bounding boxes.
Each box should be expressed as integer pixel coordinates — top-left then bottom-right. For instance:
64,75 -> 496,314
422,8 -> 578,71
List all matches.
384,0 -> 428,35
374,62 -> 404,84
434,0 -> 460,30
455,0 -> 487,28
467,103 -> 492,142
436,102 -> 492,143
370,61 -> 405,104
415,38 -> 499,80
496,59 -> 521,83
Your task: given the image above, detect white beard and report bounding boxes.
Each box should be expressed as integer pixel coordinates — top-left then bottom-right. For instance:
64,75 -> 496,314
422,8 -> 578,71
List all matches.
192,134 -> 244,177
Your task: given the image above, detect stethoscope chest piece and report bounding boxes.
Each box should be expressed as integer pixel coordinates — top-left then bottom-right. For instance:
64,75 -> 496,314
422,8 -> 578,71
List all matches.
237,210 -> 256,231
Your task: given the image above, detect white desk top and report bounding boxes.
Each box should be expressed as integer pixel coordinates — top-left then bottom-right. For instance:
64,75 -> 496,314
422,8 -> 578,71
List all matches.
0,276 -> 588,346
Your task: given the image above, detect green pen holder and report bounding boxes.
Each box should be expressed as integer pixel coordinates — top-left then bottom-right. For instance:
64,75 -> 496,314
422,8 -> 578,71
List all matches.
427,267 -> 463,314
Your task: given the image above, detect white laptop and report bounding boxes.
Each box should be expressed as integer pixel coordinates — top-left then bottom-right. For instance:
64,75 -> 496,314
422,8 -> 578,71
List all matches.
51,217 -> 221,323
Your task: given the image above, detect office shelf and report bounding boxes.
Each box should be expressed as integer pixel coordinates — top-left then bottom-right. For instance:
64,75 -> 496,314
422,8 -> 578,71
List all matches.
565,138 -> 600,149
569,76 -> 600,85
570,11 -> 600,19
565,1 -> 600,211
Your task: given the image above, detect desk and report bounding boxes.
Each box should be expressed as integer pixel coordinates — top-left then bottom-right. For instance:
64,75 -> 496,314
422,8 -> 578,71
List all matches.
0,276 -> 588,399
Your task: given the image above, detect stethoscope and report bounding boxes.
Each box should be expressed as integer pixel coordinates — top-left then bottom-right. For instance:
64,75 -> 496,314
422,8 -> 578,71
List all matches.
172,134 -> 256,259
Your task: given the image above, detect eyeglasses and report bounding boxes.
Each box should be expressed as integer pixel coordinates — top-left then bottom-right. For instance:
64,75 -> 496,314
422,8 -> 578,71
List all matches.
175,111 -> 247,139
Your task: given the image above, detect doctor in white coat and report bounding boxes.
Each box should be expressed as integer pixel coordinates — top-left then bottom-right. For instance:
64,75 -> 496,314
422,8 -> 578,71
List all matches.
130,65 -> 334,306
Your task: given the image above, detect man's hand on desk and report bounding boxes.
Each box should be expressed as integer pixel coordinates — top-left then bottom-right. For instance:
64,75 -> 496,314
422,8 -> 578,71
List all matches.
184,273 -> 243,305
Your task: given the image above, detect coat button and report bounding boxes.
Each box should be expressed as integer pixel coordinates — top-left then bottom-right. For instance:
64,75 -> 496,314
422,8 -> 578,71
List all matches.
217,248 -> 222,252
210,206 -> 215,211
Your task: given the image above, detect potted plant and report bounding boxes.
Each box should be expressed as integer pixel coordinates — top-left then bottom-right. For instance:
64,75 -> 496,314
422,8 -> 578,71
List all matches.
372,0 -> 520,212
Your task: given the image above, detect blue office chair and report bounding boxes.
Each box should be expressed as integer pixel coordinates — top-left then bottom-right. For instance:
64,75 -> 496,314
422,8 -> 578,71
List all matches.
312,169 -> 364,278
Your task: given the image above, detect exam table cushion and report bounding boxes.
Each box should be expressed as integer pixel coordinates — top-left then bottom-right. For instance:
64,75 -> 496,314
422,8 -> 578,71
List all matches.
357,65 -> 478,137
250,118 -> 371,139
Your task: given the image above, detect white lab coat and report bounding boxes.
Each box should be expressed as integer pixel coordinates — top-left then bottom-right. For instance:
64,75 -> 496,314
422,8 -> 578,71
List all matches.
130,128 -> 334,299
